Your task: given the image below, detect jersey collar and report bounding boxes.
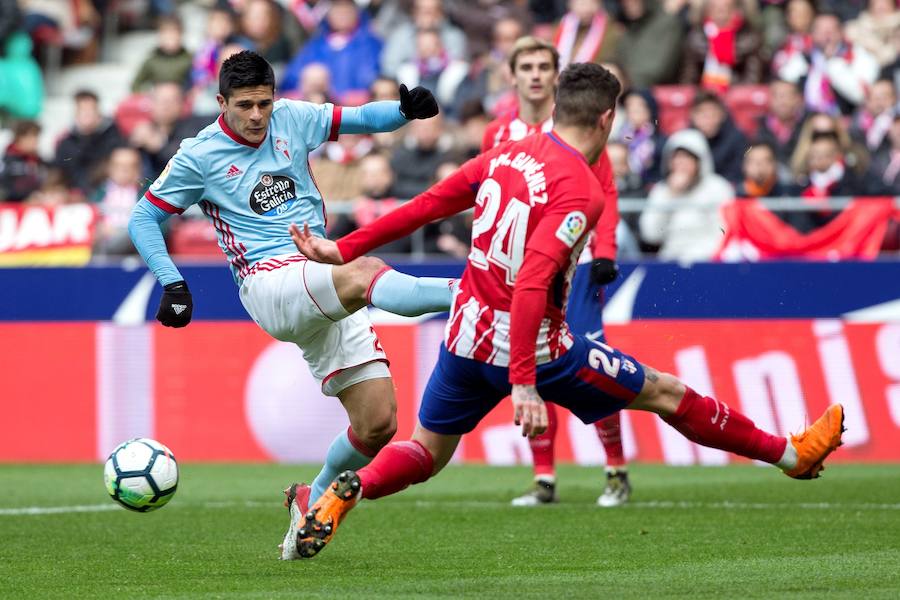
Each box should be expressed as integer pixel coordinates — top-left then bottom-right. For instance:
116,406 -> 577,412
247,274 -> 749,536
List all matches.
218,114 -> 265,149
546,131 -> 587,164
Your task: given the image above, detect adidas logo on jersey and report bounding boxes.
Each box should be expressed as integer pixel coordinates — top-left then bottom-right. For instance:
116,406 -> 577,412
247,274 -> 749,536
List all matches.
226,165 -> 242,178
172,304 -> 187,315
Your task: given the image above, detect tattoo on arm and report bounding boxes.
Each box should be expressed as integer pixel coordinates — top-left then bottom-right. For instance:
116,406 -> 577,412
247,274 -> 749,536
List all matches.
644,365 -> 660,383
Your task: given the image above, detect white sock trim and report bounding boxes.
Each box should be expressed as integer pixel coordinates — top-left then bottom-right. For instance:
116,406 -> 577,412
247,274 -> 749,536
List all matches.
775,440 -> 798,470
303,261 -> 351,321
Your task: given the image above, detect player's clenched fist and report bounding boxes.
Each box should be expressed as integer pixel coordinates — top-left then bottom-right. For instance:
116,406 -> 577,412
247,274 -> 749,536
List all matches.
157,281 -> 193,327
512,384 -> 548,439
398,84 -> 439,120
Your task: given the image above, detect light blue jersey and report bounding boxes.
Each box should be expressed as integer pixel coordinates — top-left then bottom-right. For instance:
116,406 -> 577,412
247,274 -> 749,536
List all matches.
131,99 -> 407,285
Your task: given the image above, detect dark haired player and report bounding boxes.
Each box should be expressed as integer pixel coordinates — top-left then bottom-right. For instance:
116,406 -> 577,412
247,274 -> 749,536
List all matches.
483,35 -> 630,507
127,51 -> 449,560
290,63 -> 845,558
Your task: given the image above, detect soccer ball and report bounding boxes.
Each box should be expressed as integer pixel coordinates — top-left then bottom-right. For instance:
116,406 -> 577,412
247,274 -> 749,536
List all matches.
104,438 -> 179,512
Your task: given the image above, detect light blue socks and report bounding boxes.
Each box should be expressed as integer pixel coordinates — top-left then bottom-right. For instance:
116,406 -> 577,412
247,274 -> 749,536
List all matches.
310,429 -> 374,503
369,269 -> 453,316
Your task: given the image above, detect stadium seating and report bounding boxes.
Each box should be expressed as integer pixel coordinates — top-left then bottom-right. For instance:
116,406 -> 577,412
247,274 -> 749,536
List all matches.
114,93 -> 153,137
725,85 -> 770,138
652,85 -> 695,136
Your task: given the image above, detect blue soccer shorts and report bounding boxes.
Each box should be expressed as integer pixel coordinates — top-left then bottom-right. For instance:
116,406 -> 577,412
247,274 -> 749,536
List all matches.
418,335 -> 646,435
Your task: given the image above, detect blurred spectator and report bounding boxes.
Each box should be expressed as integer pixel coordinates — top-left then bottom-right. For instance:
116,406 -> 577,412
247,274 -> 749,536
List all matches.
553,0 -> 622,68
845,0 -> 900,68
869,113 -> 900,194
680,0 -> 764,92
639,128 -> 735,263
529,0 -> 567,26
450,15 -> 524,118
816,0 -> 867,22
0,0 -> 21,51
24,167 -> 78,206
457,99 -> 489,159
129,82 -> 209,179
799,132 -> 871,197
616,0 -> 684,87
309,133 -> 373,202
789,132 -> 874,232
606,140 -> 645,197
239,0 -> 293,65
191,4 -> 241,89
790,112 -> 870,181
371,75 -> 400,101
689,90 -> 748,184
736,142 -> 788,197
369,76 -> 402,150
288,0 -> 329,34
850,79 -> 898,154
296,62 -> 334,103
131,16 -> 193,93
189,42 -> 248,116
281,0 -> 382,103
381,0 -> 466,79
881,27 -> 900,94
0,31 -> 43,120
345,151 -> 412,254
614,89 -> 665,186
390,113 -> 452,198
21,0 -> 99,65
771,0 -> 814,76
396,28 -> 468,109
600,60 -> 629,140
776,12 -> 880,116
366,0 -> 408,41
91,146 -> 144,256
0,120 -> 46,202
55,90 -> 125,195
428,159 -> 470,258
755,78 -> 806,169
442,0 -> 531,58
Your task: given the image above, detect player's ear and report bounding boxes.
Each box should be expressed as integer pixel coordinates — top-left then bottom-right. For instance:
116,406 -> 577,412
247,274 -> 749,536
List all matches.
216,93 -> 227,113
599,107 -> 614,132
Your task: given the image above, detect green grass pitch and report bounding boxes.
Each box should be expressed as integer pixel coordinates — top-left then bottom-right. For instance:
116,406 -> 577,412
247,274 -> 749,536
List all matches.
3,464 -> 900,599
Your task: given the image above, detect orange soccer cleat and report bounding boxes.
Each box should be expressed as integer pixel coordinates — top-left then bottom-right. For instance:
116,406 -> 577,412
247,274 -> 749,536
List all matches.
784,404 -> 845,479
296,470 -> 361,558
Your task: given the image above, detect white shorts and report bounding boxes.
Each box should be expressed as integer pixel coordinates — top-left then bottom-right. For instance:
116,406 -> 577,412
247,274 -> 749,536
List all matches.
239,253 -> 390,396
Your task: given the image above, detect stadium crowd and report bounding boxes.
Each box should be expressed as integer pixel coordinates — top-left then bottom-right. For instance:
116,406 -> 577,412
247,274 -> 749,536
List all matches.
0,0 -> 899,261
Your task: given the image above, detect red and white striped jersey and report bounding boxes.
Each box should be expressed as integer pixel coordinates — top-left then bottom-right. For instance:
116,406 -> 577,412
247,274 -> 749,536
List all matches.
482,112 -> 619,262
481,111 -> 554,153
338,132 -> 605,383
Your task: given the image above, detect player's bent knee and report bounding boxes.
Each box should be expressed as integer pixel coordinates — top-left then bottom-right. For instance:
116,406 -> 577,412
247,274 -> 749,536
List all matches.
356,411 -> 397,450
630,370 -> 686,416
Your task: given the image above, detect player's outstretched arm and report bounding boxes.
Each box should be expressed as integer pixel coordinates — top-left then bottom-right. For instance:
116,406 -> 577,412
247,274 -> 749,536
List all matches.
128,200 -> 193,327
337,85 -> 438,136
289,223 -> 344,264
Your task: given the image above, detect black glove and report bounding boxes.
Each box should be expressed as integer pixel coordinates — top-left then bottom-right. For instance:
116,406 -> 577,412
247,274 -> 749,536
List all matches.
589,258 -> 619,286
156,281 -> 193,328
398,84 -> 439,120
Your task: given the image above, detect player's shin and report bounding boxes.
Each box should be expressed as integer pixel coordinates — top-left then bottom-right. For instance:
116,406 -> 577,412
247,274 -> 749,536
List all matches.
357,440 -> 435,500
369,268 -> 455,317
529,402 -> 559,481
595,412 -> 626,468
662,387 -> 790,466
310,426 -> 378,503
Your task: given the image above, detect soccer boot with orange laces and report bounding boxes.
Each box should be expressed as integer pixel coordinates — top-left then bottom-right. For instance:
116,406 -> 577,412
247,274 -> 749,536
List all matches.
279,483 -> 311,560
296,470 -> 361,558
783,404 -> 845,479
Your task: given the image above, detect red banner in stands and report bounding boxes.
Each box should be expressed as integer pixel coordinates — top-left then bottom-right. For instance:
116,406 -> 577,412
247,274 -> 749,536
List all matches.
0,203 -> 98,266
717,198 -> 899,261
1,320 -> 898,463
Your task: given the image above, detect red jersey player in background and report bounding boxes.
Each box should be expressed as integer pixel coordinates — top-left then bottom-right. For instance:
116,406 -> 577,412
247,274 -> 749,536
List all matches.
484,35 -> 629,507
288,63 -> 844,559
